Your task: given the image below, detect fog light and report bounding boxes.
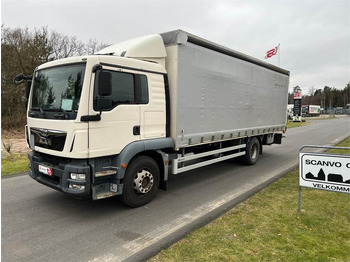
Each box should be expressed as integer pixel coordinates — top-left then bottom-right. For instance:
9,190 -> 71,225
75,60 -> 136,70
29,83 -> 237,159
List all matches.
69,184 -> 85,190
70,173 -> 86,181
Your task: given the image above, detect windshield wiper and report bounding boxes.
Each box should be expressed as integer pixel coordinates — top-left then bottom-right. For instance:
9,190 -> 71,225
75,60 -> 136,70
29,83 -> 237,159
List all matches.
54,108 -> 70,120
39,107 -> 46,118
29,107 -> 46,118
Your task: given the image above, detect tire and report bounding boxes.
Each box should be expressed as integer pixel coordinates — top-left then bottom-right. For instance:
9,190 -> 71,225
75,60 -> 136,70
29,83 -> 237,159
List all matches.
120,156 -> 160,207
241,137 -> 260,165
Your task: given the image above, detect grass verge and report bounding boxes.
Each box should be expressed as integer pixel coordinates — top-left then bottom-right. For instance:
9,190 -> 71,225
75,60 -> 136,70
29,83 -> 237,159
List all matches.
1,153 -> 29,176
286,120 -> 308,128
327,138 -> 350,154
149,138 -> 350,262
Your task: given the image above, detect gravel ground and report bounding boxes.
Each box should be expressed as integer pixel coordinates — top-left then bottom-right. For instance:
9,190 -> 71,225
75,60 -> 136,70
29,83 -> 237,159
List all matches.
1,139 -> 30,159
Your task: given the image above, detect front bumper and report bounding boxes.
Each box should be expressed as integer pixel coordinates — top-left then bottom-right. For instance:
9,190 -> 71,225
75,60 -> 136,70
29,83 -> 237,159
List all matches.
28,151 -> 91,198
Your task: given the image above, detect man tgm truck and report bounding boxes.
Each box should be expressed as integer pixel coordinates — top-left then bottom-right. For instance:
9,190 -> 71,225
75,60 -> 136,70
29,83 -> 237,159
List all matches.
15,30 -> 290,207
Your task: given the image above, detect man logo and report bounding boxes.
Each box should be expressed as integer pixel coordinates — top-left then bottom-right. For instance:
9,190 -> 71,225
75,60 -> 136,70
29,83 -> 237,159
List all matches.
39,136 -> 52,146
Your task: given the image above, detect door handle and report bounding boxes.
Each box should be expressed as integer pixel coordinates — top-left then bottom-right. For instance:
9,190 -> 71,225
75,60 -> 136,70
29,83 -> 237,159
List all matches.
133,126 -> 140,135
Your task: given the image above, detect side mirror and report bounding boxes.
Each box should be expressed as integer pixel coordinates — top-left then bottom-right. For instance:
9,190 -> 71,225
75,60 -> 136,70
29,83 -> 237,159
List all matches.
14,73 -> 32,85
97,98 -> 112,111
14,73 -> 25,85
98,71 -> 112,96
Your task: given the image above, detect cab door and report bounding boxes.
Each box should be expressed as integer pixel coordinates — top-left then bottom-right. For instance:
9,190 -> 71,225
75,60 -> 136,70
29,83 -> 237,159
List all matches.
87,66 -> 141,158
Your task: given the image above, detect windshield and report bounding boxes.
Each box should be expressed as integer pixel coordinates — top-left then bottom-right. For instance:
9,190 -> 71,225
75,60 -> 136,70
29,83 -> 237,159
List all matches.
30,63 -> 86,119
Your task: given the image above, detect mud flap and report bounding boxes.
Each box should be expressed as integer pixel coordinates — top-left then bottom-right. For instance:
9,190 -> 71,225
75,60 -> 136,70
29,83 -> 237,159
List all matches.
273,133 -> 283,144
159,180 -> 168,191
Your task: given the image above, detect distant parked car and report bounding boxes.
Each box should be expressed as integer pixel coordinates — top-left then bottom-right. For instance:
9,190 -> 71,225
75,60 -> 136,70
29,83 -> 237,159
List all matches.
335,107 -> 344,114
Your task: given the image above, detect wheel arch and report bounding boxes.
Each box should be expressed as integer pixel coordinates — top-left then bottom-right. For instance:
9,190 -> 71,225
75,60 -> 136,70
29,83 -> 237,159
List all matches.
133,150 -> 168,190
116,138 -> 174,188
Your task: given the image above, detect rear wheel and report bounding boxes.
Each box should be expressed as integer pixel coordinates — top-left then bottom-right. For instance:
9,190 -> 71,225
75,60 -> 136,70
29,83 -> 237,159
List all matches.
120,156 -> 160,207
241,137 -> 260,165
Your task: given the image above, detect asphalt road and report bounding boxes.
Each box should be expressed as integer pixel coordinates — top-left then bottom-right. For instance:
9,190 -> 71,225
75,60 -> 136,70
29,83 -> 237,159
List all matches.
2,117 -> 349,262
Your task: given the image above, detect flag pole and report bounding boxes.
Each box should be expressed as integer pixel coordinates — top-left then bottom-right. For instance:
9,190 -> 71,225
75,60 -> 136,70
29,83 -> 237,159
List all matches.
278,43 -> 280,67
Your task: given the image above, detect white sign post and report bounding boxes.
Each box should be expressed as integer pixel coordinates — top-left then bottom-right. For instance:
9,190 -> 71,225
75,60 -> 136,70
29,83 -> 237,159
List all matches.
298,145 -> 350,212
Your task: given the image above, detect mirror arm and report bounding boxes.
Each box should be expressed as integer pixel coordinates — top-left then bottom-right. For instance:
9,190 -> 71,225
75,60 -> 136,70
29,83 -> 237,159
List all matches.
24,75 -> 33,80
92,64 -> 102,73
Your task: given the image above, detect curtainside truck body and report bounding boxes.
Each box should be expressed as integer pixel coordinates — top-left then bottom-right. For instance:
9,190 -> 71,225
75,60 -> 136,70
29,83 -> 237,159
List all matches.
16,29 -> 290,207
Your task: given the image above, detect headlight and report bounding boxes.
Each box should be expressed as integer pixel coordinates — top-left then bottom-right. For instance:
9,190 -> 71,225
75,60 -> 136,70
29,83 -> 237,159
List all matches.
70,173 -> 86,181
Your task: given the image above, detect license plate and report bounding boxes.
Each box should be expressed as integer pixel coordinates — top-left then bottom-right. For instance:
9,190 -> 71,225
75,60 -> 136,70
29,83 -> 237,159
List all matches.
39,165 -> 53,176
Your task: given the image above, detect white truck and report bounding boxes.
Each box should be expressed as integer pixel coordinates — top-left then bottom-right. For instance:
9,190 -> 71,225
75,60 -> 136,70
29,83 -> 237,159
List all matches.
15,30 -> 290,207
301,105 -> 321,117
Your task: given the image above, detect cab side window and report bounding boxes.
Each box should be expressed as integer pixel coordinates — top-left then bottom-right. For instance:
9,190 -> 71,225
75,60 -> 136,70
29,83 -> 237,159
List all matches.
111,72 -> 134,104
94,70 -> 149,111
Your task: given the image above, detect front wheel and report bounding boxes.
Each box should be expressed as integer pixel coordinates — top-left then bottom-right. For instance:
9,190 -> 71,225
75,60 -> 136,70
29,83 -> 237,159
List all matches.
241,137 -> 260,165
119,156 -> 160,207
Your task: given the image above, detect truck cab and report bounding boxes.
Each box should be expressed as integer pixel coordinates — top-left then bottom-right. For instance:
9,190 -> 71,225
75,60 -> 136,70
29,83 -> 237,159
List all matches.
26,35 -> 173,206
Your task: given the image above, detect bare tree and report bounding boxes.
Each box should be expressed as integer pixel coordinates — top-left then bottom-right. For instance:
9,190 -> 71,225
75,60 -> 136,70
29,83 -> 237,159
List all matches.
51,32 -> 85,59
1,26 -> 106,130
86,38 -> 109,55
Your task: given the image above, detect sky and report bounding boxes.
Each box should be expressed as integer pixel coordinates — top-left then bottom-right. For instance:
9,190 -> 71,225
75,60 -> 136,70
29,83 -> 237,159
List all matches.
2,0 -> 349,94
